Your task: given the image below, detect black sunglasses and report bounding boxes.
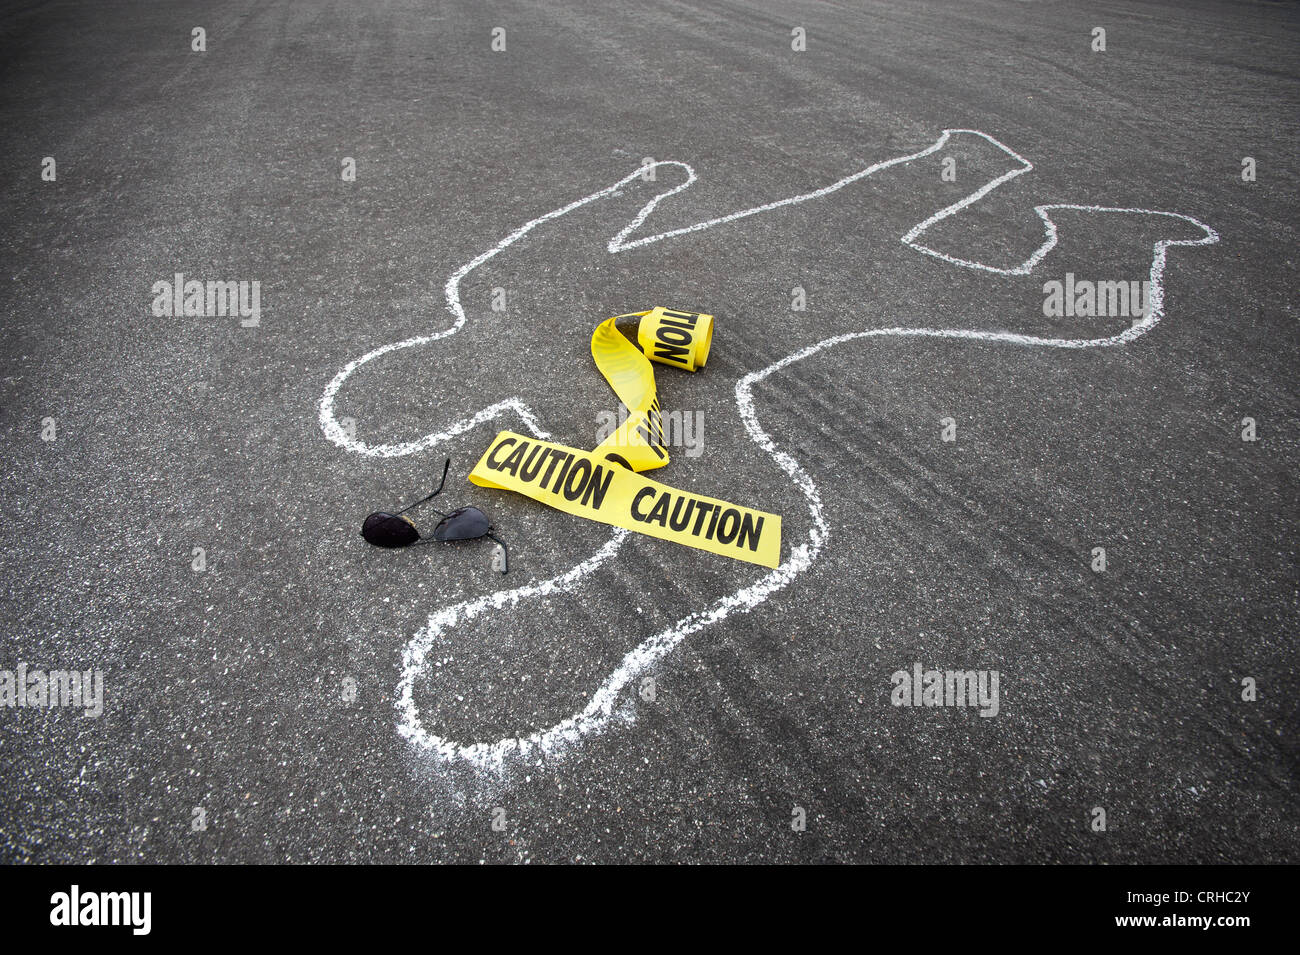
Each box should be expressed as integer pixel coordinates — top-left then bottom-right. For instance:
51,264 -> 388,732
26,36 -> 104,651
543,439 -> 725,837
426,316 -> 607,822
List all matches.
361,459 -> 508,573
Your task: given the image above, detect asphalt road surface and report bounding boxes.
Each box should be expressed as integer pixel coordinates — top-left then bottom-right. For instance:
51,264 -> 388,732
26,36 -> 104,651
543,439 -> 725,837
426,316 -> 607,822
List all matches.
1,0 -> 1296,863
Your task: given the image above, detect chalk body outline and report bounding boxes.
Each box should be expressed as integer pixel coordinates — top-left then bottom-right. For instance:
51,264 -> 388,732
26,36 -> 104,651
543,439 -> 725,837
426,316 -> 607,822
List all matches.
318,129 -> 1219,774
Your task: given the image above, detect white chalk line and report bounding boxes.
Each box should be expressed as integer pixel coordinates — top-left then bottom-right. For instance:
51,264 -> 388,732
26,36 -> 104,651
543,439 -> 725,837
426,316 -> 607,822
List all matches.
319,130 -> 1218,776
318,128 -> 1013,457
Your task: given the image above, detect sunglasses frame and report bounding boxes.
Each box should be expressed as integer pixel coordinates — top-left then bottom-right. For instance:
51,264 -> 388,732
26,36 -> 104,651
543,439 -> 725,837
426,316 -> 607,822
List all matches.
362,459 -> 509,572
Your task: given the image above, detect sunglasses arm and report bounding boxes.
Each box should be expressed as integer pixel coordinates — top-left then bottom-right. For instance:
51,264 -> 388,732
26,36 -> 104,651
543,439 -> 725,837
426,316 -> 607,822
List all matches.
395,458 -> 451,516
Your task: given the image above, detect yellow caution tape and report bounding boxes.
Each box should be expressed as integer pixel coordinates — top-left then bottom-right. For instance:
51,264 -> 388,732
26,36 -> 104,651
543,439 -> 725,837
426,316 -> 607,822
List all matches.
469,308 -> 782,568
637,306 -> 713,373
469,432 -> 781,567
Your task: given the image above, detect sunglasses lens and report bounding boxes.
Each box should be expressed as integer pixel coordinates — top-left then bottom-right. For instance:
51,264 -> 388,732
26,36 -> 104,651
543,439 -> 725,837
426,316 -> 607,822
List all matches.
361,512 -> 420,548
433,506 -> 491,542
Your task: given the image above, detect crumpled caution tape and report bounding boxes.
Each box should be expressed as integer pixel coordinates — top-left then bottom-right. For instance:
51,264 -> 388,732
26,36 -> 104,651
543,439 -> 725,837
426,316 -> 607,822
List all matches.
469,307 -> 782,568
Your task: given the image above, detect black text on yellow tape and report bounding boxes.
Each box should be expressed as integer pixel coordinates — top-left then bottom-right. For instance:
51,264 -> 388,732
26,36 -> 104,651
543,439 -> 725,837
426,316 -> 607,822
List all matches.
470,432 -> 781,568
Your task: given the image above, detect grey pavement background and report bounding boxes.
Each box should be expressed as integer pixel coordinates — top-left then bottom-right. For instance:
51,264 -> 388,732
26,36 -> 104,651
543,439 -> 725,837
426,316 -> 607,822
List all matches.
0,0 -> 1296,862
